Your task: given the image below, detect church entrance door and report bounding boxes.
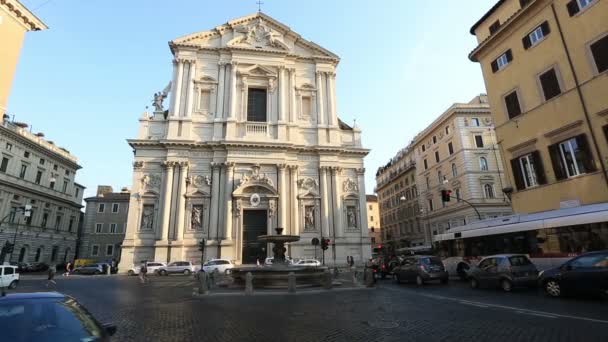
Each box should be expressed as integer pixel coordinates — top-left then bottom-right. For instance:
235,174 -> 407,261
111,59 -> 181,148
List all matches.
242,210 -> 268,264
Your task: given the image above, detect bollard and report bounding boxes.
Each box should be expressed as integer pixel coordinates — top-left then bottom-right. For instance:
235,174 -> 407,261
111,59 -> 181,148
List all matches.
287,272 -> 296,293
107,266 -> 111,275
245,272 -> 254,295
323,269 -> 333,290
198,272 -> 210,295
364,268 -> 375,287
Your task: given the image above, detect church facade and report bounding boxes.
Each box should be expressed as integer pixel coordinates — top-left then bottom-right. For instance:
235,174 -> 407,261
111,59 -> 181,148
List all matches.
120,12 -> 371,269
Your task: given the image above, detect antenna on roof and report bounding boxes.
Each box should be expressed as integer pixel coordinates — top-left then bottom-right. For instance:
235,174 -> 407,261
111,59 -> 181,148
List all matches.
256,0 -> 264,12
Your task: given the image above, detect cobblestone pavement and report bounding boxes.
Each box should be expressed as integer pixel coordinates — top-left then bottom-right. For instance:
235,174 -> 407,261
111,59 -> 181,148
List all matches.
11,274 -> 608,342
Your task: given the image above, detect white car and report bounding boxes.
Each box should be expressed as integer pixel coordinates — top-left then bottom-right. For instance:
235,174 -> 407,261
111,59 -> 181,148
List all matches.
292,259 -> 321,267
0,265 -> 19,289
201,259 -> 235,274
264,257 -> 293,265
157,261 -> 195,276
127,262 -> 166,276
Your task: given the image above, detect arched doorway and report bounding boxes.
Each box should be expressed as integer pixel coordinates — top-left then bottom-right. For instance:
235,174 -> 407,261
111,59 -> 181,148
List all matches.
35,246 -> 44,262
18,245 -> 28,262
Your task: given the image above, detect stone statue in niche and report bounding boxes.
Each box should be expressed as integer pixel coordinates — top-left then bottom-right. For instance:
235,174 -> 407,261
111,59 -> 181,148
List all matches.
347,206 -> 357,229
304,206 -> 315,230
343,178 -> 359,193
141,205 -> 154,230
191,205 -> 203,230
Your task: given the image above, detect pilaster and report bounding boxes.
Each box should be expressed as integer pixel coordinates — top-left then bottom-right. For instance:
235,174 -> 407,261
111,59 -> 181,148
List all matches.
159,161 -> 176,242
289,165 -> 299,236
224,162 -> 235,240
319,166 -> 330,237
214,62 -> 226,140
277,163 -> 288,231
172,59 -> 184,117
209,162 -> 221,240
330,166 -> 343,237
175,161 -> 189,242
185,60 -> 196,118
356,168 -> 369,237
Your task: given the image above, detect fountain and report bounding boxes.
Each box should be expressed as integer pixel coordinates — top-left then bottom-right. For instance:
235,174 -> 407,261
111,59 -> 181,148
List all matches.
229,227 -> 328,288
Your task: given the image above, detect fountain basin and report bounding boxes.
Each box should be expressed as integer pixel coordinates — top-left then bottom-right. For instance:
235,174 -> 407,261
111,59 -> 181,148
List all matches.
257,234 -> 300,243
230,265 -> 328,288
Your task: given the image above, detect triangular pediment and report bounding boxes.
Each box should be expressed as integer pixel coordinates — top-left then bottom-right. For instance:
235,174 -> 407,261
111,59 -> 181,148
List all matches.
239,64 -> 276,77
171,12 -> 339,60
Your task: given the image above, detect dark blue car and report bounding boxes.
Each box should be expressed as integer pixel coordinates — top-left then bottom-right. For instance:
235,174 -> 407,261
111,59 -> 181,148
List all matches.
539,250 -> 608,298
0,292 -> 117,341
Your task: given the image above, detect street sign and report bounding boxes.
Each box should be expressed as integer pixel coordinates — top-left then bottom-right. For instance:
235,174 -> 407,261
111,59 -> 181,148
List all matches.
24,204 -> 32,217
311,238 -> 319,245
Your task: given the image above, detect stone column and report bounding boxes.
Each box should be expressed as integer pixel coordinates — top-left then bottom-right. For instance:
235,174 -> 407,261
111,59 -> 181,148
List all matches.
289,68 -> 297,123
171,59 -> 184,116
228,62 -> 238,120
185,60 -> 196,118
331,167 -> 343,237
315,71 -> 325,126
209,163 -> 221,240
320,166 -> 330,237
168,59 -> 178,117
176,161 -> 189,241
356,168 -> 368,235
289,165 -> 299,236
216,62 -> 226,119
278,66 -> 286,122
160,161 -> 175,241
224,162 -> 234,240
278,164 -> 287,231
240,76 -> 248,122
328,72 -> 337,126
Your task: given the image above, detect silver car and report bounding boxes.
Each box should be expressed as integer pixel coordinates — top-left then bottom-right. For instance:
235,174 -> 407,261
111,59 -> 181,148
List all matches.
157,261 -> 195,276
468,254 -> 538,292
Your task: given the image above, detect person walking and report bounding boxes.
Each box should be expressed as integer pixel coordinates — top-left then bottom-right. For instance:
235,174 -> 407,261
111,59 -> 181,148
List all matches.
46,264 -> 57,287
63,261 -> 72,277
139,261 -> 149,284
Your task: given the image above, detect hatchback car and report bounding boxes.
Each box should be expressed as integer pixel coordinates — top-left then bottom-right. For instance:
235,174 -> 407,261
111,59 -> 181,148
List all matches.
0,265 -> 19,289
72,263 -> 104,275
539,250 -> 608,298
201,259 -> 235,273
157,261 -> 195,275
292,259 -> 321,267
127,262 -> 167,276
468,254 -> 538,292
0,292 -> 117,341
392,255 -> 449,285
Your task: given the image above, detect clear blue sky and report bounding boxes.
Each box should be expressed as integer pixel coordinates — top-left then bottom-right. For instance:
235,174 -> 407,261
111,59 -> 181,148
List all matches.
10,0 -> 490,199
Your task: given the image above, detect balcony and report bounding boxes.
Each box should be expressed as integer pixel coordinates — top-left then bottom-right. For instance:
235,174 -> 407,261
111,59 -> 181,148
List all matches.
245,122 -> 268,137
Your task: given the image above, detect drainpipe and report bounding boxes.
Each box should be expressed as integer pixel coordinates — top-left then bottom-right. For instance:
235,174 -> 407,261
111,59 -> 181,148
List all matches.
551,4 -> 608,191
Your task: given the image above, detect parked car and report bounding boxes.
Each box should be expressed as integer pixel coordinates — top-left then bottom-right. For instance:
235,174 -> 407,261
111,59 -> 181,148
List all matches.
127,262 -> 166,276
201,259 -> 235,273
0,265 -> 19,289
10,262 -> 30,273
468,254 -> 538,292
0,292 -> 117,341
392,255 -> 449,286
26,262 -> 49,273
292,259 -> 321,267
264,257 -> 293,265
72,263 -> 104,275
539,250 -> 608,298
157,261 -> 195,276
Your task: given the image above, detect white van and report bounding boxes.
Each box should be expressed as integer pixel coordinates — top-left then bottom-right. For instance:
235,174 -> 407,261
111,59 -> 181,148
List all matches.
0,265 -> 19,289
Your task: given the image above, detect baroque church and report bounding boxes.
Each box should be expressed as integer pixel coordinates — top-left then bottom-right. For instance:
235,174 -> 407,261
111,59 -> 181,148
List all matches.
120,12 -> 371,268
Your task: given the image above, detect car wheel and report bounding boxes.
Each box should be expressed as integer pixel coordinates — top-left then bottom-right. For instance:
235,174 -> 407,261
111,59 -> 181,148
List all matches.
470,277 -> 479,289
224,269 -> 231,274
94,270 -> 101,275
8,280 -> 18,289
416,275 -> 424,286
128,270 -> 135,276
160,270 -> 168,276
183,269 -> 191,276
501,279 -> 513,292
544,279 -> 561,298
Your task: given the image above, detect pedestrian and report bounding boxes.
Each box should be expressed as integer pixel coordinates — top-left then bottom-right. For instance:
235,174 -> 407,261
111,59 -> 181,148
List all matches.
111,258 -> 117,274
46,264 -> 57,288
63,261 -> 72,277
139,261 -> 149,284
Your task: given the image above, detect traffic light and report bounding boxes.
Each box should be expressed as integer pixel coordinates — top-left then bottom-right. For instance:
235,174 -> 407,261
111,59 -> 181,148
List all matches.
441,189 -> 452,202
321,238 -> 330,250
198,239 -> 206,252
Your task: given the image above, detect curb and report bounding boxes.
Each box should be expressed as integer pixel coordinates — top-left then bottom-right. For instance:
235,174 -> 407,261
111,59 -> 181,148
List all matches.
192,286 -> 375,298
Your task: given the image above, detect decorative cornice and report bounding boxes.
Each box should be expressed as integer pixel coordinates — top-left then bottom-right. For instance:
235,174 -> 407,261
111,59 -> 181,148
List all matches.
133,161 -> 144,169
1,0 -> 47,31
355,168 -> 365,176
543,120 -> 584,138
506,138 -> 538,153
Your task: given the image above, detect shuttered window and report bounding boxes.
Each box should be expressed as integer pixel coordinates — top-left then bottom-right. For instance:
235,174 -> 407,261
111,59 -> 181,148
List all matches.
510,151 -> 546,190
590,35 -> 608,74
567,0 -> 595,16
539,68 -> 561,101
504,91 -> 522,119
247,88 -> 267,122
475,135 -> 484,148
489,20 -> 500,35
448,142 -> 454,155
548,135 -> 596,180
523,21 -> 550,49
491,49 -> 513,73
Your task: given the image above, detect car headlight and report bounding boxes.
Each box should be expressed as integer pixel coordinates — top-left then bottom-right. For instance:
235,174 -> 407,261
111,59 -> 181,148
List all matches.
538,270 -> 544,277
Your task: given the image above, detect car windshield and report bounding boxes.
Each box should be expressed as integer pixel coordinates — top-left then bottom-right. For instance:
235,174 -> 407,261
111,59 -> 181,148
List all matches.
508,256 -> 532,266
0,298 -> 104,341
420,257 -> 442,266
